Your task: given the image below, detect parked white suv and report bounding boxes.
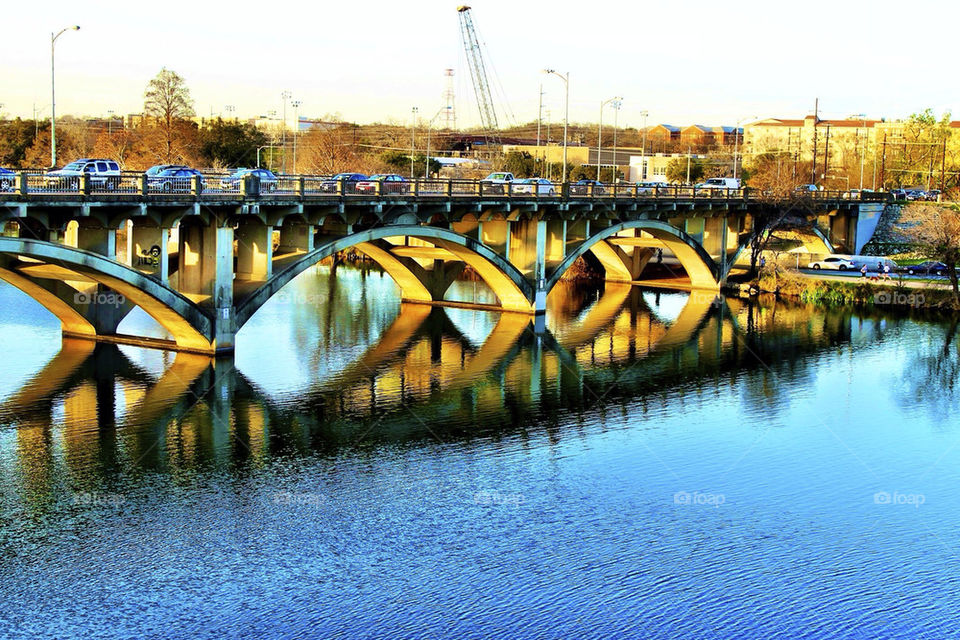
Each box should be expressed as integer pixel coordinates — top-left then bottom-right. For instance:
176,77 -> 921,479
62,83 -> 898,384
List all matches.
45,158 -> 121,191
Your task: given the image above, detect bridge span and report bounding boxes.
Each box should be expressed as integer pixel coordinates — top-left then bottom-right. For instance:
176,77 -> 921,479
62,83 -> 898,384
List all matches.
0,179 -> 882,354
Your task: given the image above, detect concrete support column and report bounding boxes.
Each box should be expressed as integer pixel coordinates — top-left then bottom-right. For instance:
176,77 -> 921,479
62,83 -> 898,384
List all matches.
480,219 -> 511,260
77,227 -> 116,258
236,221 -> 273,281
128,224 -> 171,282
276,221 -> 314,254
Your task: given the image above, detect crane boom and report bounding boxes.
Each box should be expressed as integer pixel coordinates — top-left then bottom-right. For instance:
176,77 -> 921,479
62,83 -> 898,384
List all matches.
457,5 -> 500,141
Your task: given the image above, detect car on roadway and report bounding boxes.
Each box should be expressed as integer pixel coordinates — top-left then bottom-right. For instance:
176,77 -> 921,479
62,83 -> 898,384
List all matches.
903,261 -> 950,276
480,172 -> 515,194
795,184 -> 819,193
44,158 -> 121,190
925,189 -> 941,201
570,179 -> 604,195
0,167 -> 14,192
355,174 -> 407,194
220,168 -> 278,192
148,166 -> 205,193
513,178 -> 556,196
637,180 -> 671,194
319,172 -> 367,193
696,177 -> 741,190
807,256 -> 855,271
145,164 -> 185,178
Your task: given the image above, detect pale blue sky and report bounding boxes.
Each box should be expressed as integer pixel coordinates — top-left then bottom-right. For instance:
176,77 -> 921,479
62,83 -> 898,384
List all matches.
2,0 -> 957,128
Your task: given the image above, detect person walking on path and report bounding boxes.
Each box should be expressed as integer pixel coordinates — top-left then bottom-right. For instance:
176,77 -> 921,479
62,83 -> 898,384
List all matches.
861,264 -> 869,277
882,264 -> 893,281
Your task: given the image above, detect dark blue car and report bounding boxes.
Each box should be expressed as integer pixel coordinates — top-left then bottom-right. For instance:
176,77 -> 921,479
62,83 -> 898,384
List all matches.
148,167 -> 205,193
320,172 -> 367,193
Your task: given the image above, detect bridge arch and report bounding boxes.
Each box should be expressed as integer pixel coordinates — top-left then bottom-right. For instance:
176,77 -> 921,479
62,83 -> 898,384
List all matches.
546,220 -> 721,293
234,225 -> 535,329
0,237 -> 214,352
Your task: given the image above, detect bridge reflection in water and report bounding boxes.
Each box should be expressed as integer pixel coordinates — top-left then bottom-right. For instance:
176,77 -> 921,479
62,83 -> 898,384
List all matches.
0,280 -> 872,497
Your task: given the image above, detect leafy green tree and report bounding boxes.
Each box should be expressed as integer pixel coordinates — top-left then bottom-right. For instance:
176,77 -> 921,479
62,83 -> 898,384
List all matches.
666,157 -> 705,184
199,119 -> 268,168
0,119 -> 42,167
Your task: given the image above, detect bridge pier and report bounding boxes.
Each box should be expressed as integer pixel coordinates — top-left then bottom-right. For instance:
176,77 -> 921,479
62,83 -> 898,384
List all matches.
128,223 -> 170,282
235,219 -> 273,281
178,218 -> 236,352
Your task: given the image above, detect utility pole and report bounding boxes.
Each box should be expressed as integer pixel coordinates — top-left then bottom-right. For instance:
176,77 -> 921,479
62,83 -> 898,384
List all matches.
536,83 -> 543,175
880,133 -> 887,188
410,107 -> 418,178
940,136 -> 948,193
640,110 -> 649,180
823,124 -> 831,186
280,91 -> 292,174
811,98 -> 819,185
686,146 -> 691,184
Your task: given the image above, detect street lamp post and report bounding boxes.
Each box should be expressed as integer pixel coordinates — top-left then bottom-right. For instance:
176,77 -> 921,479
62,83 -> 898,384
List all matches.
597,96 -> 622,181
291,100 -> 301,174
50,25 -> 80,168
732,116 -> 755,181
410,107 -> 418,178
107,109 -> 114,136
640,110 -> 649,180
544,70 -> 569,183
611,99 -> 622,183
280,91 -> 292,174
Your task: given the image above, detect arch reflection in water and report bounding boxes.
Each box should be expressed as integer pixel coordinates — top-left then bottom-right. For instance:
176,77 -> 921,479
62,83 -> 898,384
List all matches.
0,284 -> 883,489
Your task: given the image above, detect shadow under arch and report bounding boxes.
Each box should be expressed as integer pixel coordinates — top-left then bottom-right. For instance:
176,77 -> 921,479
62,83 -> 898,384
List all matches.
546,220 -> 721,293
0,237 -> 214,352
234,225 -> 536,329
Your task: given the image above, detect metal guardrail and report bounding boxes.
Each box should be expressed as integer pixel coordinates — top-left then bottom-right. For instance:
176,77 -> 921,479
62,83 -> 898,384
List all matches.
0,171 -> 890,203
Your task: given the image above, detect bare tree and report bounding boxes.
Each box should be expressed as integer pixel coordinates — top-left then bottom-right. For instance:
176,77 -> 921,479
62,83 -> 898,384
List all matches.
143,68 -> 195,162
896,202 -> 960,300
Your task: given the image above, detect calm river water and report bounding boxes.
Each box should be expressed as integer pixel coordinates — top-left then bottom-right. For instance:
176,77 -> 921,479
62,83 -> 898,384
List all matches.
1,264 -> 959,639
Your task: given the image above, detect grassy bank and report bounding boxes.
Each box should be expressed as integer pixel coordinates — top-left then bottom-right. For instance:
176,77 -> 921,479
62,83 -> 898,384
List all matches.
735,267 -> 960,311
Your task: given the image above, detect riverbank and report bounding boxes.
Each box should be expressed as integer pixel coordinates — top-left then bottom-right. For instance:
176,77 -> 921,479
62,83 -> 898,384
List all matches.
730,267 -> 960,311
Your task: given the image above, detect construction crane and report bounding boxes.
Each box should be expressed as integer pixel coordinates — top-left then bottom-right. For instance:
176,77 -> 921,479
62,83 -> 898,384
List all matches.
457,5 -> 500,143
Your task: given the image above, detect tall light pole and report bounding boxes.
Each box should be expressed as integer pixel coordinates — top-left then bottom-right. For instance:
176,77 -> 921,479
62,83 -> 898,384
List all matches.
597,96 -> 622,180
291,100 -> 301,174
732,115 -> 755,181
640,110 -> 649,180
612,98 -> 622,183
224,104 -> 235,120
106,109 -> 114,136
280,91 -> 292,174
410,107 -> 418,178
50,25 -> 80,168
544,69 -> 569,182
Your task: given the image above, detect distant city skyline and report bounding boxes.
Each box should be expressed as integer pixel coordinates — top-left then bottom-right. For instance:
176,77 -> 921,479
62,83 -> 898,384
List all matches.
3,0 -> 957,129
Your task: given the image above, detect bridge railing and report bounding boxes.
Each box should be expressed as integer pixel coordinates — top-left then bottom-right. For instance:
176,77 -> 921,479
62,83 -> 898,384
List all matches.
0,171 -> 891,203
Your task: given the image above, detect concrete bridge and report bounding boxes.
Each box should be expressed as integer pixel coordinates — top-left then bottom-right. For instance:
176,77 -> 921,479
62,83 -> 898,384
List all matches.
0,180 -> 883,354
